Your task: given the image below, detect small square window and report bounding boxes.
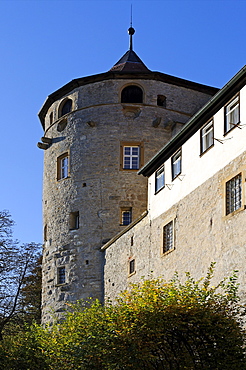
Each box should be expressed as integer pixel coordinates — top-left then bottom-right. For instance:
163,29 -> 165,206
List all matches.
171,149 -> 182,180
121,208 -> 132,226
129,259 -> 135,275
120,142 -> 143,171
57,153 -> 69,180
57,266 -> 66,285
201,120 -> 214,154
157,95 -> 166,107
123,146 -> 140,170
226,173 -> 242,215
224,95 -> 240,134
155,165 -> 165,193
163,221 -> 173,254
70,211 -> 79,230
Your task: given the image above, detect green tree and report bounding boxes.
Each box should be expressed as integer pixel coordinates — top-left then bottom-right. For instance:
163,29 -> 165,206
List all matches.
1,264 -> 245,369
0,210 -> 41,340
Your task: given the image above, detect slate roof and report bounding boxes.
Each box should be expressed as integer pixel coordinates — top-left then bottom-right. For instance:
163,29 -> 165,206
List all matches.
109,49 -> 150,72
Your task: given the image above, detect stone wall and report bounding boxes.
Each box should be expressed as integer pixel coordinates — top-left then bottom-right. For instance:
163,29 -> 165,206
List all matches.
41,77 -> 215,322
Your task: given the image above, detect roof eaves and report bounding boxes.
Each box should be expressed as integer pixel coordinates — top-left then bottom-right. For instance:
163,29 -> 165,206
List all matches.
101,210 -> 148,251
138,65 -> 246,177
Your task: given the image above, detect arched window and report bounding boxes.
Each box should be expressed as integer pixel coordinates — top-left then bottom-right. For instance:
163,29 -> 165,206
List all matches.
121,85 -> 143,103
59,98 -> 72,118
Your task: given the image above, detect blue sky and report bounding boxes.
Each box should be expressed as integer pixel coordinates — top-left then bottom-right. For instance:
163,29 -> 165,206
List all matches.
1,0 -> 246,245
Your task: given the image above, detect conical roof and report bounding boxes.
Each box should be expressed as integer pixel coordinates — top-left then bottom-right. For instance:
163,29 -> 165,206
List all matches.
110,26 -> 150,72
110,49 -> 150,72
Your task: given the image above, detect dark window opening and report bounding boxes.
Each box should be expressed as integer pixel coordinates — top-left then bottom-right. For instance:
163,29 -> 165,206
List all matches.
121,85 -> 143,103
58,267 -> 66,285
129,259 -> 135,274
157,95 -> 166,107
70,211 -> 79,230
60,99 -> 72,117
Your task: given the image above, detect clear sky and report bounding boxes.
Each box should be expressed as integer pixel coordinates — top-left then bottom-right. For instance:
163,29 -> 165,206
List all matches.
1,0 -> 246,245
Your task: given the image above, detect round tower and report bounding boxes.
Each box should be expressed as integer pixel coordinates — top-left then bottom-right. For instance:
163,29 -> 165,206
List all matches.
38,28 -> 217,322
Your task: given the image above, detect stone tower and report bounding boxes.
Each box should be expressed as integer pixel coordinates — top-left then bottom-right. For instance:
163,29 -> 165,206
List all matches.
38,27 -> 217,322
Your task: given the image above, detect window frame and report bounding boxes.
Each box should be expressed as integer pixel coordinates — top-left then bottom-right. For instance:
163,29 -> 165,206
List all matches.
171,149 -> 182,181
200,119 -> 214,155
69,211 -> 79,230
58,98 -> 73,118
224,94 -> 240,135
224,172 -> 245,217
57,152 -> 69,181
57,266 -> 66,285
120,207 -> 132,226
120,142 -> 143,171
128,258 -> 136,276
155,164 -> 165,193
162,220 -> 174,255
121,85 -> 143,103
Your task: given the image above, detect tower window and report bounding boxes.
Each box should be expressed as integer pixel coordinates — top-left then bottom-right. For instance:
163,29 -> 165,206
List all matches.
57,266 -> 66,285
157,95 -> 166,107
49,111 -> 53,125
120,142 -> 143,171
57,152 -> 69,180
123,146 -> 140,170
121,208 -> 132,226
44,224 -> 47,242
70,211 -> 79,230
121,85 -> 143,103
59,98 -> 73,118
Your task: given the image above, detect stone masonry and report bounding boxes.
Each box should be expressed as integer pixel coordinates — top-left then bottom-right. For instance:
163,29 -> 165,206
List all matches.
39,48 -> 217,322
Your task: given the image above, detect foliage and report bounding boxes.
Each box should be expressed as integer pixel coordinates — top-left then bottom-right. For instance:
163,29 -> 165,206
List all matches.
0,210 -> 41,339
0,264 -> 245,369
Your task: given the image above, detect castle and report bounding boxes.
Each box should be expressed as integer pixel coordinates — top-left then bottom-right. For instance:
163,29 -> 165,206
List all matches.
38,27 -> 246,322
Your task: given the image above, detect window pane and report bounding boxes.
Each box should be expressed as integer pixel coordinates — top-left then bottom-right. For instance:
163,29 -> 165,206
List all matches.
123,146 -> 140,170
172,150 -> 181,179
163,221 -> 173,253
201,121 -> 214,153
122,210 -> 132,225
226,174 -> 242,215
225,96 -> 239,133
58,267 -> 66,284
155,165 -> 165,192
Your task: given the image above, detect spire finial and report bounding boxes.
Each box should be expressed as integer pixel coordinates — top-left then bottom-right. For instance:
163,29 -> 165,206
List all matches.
128,4 -> 135,51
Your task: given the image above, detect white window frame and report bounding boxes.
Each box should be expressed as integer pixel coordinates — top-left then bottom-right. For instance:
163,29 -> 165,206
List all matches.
155,165 -> 165,193
225,173 -> 242,215
201,120 -> 214,154
123,146 -> 140,170
224,95 -> 240,134
171,149 -> 182,180
57,153 -> 69,180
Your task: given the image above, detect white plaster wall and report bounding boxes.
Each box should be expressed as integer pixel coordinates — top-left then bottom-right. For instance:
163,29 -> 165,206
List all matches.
149,85 -> 246,220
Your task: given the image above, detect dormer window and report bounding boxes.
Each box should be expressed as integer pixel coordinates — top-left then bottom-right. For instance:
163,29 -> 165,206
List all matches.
121,85 -> 143,103
59,98 -> 73,118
